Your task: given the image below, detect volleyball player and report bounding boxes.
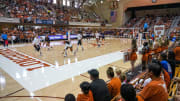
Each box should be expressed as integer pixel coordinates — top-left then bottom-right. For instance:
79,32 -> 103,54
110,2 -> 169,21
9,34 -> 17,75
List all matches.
95,31 -> 100,47
101,31 -> 105,41
76,31 -> 84,52
44,34 -> 51,50
32,35 -> 42,56
63,40 -> 75,57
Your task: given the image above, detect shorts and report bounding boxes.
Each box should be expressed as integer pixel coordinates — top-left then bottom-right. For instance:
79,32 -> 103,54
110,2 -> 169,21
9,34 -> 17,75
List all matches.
77,40 -> 82,45
102,36 -> 105,39
144,28 -> 147,32
5,40 -> 8,45
46,41 -> 50,46
65,43 -> 72,49
34,45 -> 40,52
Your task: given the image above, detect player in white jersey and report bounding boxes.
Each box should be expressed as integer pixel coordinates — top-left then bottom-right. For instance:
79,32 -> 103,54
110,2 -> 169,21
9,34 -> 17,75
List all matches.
63,40 -> 75,57
76,31 -> 84,52
95,31 -> 100,47
32,35 -> 42,56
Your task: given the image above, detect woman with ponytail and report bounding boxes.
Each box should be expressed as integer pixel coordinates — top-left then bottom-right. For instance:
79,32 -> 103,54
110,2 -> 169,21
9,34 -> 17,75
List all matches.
106,67 -> 121,99
129,38 -> 138,74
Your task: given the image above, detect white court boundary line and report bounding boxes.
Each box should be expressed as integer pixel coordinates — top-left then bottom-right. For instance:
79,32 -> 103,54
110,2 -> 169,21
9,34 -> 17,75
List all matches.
0,40 -> 142,92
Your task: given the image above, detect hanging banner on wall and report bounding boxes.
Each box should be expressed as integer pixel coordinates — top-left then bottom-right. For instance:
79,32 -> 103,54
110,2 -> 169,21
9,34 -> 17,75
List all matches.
36,19 -> 53,24
110,10 -> 117,22
154,25 -> 165,38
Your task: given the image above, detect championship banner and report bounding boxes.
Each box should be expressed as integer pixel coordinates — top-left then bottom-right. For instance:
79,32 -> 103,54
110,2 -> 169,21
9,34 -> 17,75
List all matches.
154,25 -> 165,38
110,10 -> 117,22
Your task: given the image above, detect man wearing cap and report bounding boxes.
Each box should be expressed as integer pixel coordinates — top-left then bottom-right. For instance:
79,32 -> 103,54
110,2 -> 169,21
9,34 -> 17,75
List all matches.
88,69 -> 111,101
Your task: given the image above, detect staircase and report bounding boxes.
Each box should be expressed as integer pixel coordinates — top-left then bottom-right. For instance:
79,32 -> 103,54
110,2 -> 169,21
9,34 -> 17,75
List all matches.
167,16 -> 180,35
148,16 -> 161,31
133,17 -> 144,27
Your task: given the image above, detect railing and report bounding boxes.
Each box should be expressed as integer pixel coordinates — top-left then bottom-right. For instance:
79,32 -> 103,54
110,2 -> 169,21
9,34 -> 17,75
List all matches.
69,21 -> 112,26
0,16 -> 111,27
0,17 -> 20,23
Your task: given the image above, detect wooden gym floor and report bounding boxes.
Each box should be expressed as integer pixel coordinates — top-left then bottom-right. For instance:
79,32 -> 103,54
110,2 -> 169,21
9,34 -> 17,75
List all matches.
0,38 -> 142,101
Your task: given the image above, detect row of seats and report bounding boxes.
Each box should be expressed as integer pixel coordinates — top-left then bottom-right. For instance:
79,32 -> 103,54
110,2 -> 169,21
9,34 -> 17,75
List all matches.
0,0 -> 103,24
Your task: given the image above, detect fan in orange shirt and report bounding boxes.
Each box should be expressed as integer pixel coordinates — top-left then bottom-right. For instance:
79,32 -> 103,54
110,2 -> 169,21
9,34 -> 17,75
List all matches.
162,69 -> 170,89
77,82 -> 94,101
139,63 -> 168,101
106,67 -> 121,99
173,42 -> 180,63
148,39 -> 154,62
153,39 -> 161,58
130,48 -> 137,73
129,38 -> 137,74
142,47 -> 149,71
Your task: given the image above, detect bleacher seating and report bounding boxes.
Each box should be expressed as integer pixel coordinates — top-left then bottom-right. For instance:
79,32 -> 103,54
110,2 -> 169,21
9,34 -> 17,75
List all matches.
0,0 -> 104,24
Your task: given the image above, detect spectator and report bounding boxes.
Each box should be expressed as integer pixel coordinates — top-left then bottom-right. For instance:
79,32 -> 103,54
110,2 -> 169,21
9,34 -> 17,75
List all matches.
121,84 -> 144,101
167,51 -> 176,77
152,59 -> 170,89
65,94 -> 76,101
115,68 -> 122,80
162,68 -> 171,89
173,42 -> 180,64
120,73 -> 127,85
139,63 -> 168,101
129,41 -> 137,74
1,32 -> 8,48
143,22 -> 148,39
77,81 -> 94,101
106,67 -> 121,99
160,53 -> 172,79
142,46 -> 149,71
88,69 -> 111,101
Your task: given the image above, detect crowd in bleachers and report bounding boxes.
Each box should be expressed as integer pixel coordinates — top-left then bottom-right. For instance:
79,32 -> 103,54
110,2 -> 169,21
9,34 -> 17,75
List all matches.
122,15 -> 177,39
0,26 -> 129,45
64,35 -> 180,101
0,0 -> 103,24
0,27 -> 55,43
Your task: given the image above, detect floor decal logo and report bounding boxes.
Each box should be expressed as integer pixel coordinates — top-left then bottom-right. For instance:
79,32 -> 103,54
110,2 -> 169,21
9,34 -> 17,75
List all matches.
0,49 -> 51,71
